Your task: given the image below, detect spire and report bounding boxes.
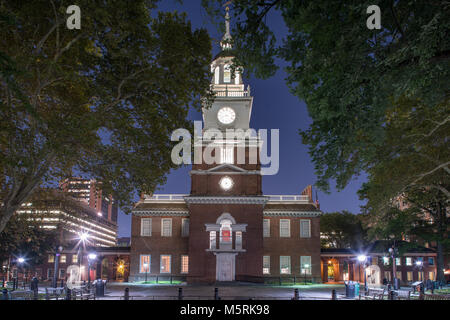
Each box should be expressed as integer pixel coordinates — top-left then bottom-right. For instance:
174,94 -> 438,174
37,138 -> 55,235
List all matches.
220,6 -> 232,50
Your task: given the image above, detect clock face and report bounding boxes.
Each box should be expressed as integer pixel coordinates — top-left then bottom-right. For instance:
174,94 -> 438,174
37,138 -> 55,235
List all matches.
217,107 -> 236,125
219,176 -> 233,190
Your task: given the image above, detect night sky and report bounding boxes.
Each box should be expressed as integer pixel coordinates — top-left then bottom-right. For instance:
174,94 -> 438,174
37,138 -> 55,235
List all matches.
117,1 -> 367,237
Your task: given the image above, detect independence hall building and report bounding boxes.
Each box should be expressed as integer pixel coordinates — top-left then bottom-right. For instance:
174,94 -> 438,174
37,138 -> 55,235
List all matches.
129,11 -> 322,284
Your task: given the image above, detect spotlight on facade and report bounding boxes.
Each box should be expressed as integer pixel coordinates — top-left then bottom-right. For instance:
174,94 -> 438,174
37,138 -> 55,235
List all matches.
88,253 -> 97,260
17,257 -> 25,264
357,255 -> 367,262
97,212 -> 102,217
79,232 -> 89,241
416,260 -> 423,266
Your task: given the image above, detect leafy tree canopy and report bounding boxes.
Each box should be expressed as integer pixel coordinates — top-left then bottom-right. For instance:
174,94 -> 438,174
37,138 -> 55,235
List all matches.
0,0 -> 212,232
320,210 -> 367,249
203,0 -> 449,192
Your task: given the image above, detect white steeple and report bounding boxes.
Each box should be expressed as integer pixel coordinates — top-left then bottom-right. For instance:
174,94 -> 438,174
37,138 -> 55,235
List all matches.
220,7 -> 232,50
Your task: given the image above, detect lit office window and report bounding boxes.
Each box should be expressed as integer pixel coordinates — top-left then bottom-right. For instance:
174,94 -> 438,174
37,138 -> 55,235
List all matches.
72,255 -> 78,263
280,256 -> 291,274
406,257 -> 412,266
161,219 -> 172,237
160,255 -> 171,273
181,255 -> 189,274
407,271 -> 413,281
263,256 -> 270,274
60,255 -> 66,263
48,255 -> 54,263
280,219 -> 290,237
300,220 -> 311,238
141,218 -> 152,236
395,257 -> 401,266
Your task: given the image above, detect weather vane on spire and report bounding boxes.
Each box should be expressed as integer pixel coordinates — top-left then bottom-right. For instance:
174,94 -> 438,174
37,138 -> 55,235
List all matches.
220,6 -> 233,50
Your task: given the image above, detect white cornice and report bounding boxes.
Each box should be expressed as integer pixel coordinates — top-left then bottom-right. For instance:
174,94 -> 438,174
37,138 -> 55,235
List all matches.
190,170 -> 261,175
263,211 -> 322,217
185,196 -> 269,205
132,210 -> 189,217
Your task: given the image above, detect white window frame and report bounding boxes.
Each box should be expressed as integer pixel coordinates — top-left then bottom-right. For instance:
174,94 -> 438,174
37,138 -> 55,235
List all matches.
139,255 -> 151,274
214,66 -> 220,84
209,231 -> 216,250
160,255 -> 171,274
235,231 -> 242,250
263,256 -> 270,274
223,64 -> 231,83
263,219 -> 270,238
300,220 -> 311,238
280,256 -> 291,274
300,256 -> 312,275
141,218 -> 152,236
161,218 -> 172,237
406,257 -> 412,266
279,219 -> 290,238
181,255 -> 189,274
181,218 -> 189,237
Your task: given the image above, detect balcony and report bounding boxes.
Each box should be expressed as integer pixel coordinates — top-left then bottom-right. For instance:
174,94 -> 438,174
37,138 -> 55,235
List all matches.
142,194 -> 310,203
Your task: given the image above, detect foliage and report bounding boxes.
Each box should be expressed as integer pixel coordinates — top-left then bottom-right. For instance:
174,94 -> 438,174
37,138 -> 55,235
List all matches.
0,0 -> 212,232
320,210 -> 367,249
203,0 -> 450,192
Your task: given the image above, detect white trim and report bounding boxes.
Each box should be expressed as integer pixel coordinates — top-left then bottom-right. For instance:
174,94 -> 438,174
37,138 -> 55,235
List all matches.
185,196 -> 269,205
264,211 -> 321,217
133,211 -> 189,216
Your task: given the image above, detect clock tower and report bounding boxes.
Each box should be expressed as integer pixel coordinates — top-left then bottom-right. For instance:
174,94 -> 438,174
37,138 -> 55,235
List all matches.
186,7 -> 266,283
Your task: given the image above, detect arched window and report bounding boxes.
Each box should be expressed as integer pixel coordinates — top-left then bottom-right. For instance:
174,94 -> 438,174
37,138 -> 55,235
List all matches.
219,219 -> 232,244
223,64 -> 231,83
214,66 -> 220,84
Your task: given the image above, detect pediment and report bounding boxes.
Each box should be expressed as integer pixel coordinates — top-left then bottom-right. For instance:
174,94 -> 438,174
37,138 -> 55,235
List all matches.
207,163 -> 246,173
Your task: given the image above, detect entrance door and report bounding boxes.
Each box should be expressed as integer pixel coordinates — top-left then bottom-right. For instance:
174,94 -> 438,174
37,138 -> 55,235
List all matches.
216,253 -> 235,281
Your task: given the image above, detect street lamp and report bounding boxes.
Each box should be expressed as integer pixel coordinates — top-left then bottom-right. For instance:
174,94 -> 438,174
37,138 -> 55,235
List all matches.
78,232 -> 89,283
303,264 -> 310,285
416,260 -> 424,293
87,253 -> 97,288
53,245 -> 64,288
17,257 -> 25,289
357,255 -> 368,293
143,262 -> 148,283
388,246 -> 399,290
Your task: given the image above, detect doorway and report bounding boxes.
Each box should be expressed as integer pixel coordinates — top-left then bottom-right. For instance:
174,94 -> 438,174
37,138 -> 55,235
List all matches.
216,253 -> 236,281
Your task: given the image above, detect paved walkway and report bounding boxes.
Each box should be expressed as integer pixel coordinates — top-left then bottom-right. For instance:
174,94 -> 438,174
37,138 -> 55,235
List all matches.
95,282 -> 350,300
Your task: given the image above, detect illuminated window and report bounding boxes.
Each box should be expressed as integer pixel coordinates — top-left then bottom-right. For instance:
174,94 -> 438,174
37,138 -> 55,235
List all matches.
60,255 -> 66,263
160,255 -> 171,273
395,257 -> 401,266
429,272 -> 435,280
140,255 -> 150,273
280,256 -> 291,274
263,219 -> 270,237
300,220 -> 311,238
300,256 -> 312,275
181,255 -> 189,274
407,271 -> 413,281
384,271 -> 391,281
220,219 -> 232,244
223,64 -> 231,83
72,255 -> 78,263
406,257 -> 412,266
383,257 -> 390,265
181,218 -> 189,237
48,255 -> 54,263
141,218 -> 152,236
396,271 -> 402,280
418,271 -> 424,281
236,231 -> 242,250
263,256 -> 270,274
220,146 -> 234,164
161,219 -> 172,237
209,231 -> 216,249
280,219 -> 290,237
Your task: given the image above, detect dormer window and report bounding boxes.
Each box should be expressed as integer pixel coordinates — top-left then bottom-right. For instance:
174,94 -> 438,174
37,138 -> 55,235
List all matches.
223,64 -> 231,83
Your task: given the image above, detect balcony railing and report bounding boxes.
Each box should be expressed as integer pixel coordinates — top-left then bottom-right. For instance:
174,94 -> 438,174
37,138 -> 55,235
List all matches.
266,195 -> 310,203
214,90 -> 250,97
142,194 -> 311,203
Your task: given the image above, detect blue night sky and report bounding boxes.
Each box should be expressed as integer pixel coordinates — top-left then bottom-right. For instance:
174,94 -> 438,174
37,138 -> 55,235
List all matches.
117,1 -> 367,237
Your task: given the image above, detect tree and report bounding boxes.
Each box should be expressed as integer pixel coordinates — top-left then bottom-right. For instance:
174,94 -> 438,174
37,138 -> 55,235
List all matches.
0,0 -> 213,232
0,212 -> 57,268
320,211 -> 367,249
203,0 -> 449,191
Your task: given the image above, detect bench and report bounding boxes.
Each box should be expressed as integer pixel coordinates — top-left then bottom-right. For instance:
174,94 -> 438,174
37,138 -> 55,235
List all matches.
72,286 -> 96,300
396,289 -> 411,300
360,288 -> 386,300
45,287 -> 65,300
8,290 -> 33,300
423,294 -> 450,300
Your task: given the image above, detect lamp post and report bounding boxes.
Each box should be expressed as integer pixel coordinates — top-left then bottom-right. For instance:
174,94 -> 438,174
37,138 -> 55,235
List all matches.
52,245 -> 64,288
17,257 -> 25,289
357,255 -> 367,293
78,232 -> 89,283
416,260 -> 424,293
303,264 -> 310,285
87,253 -> 97,288
388,245 -> 399,290
143,262 -> 148,283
